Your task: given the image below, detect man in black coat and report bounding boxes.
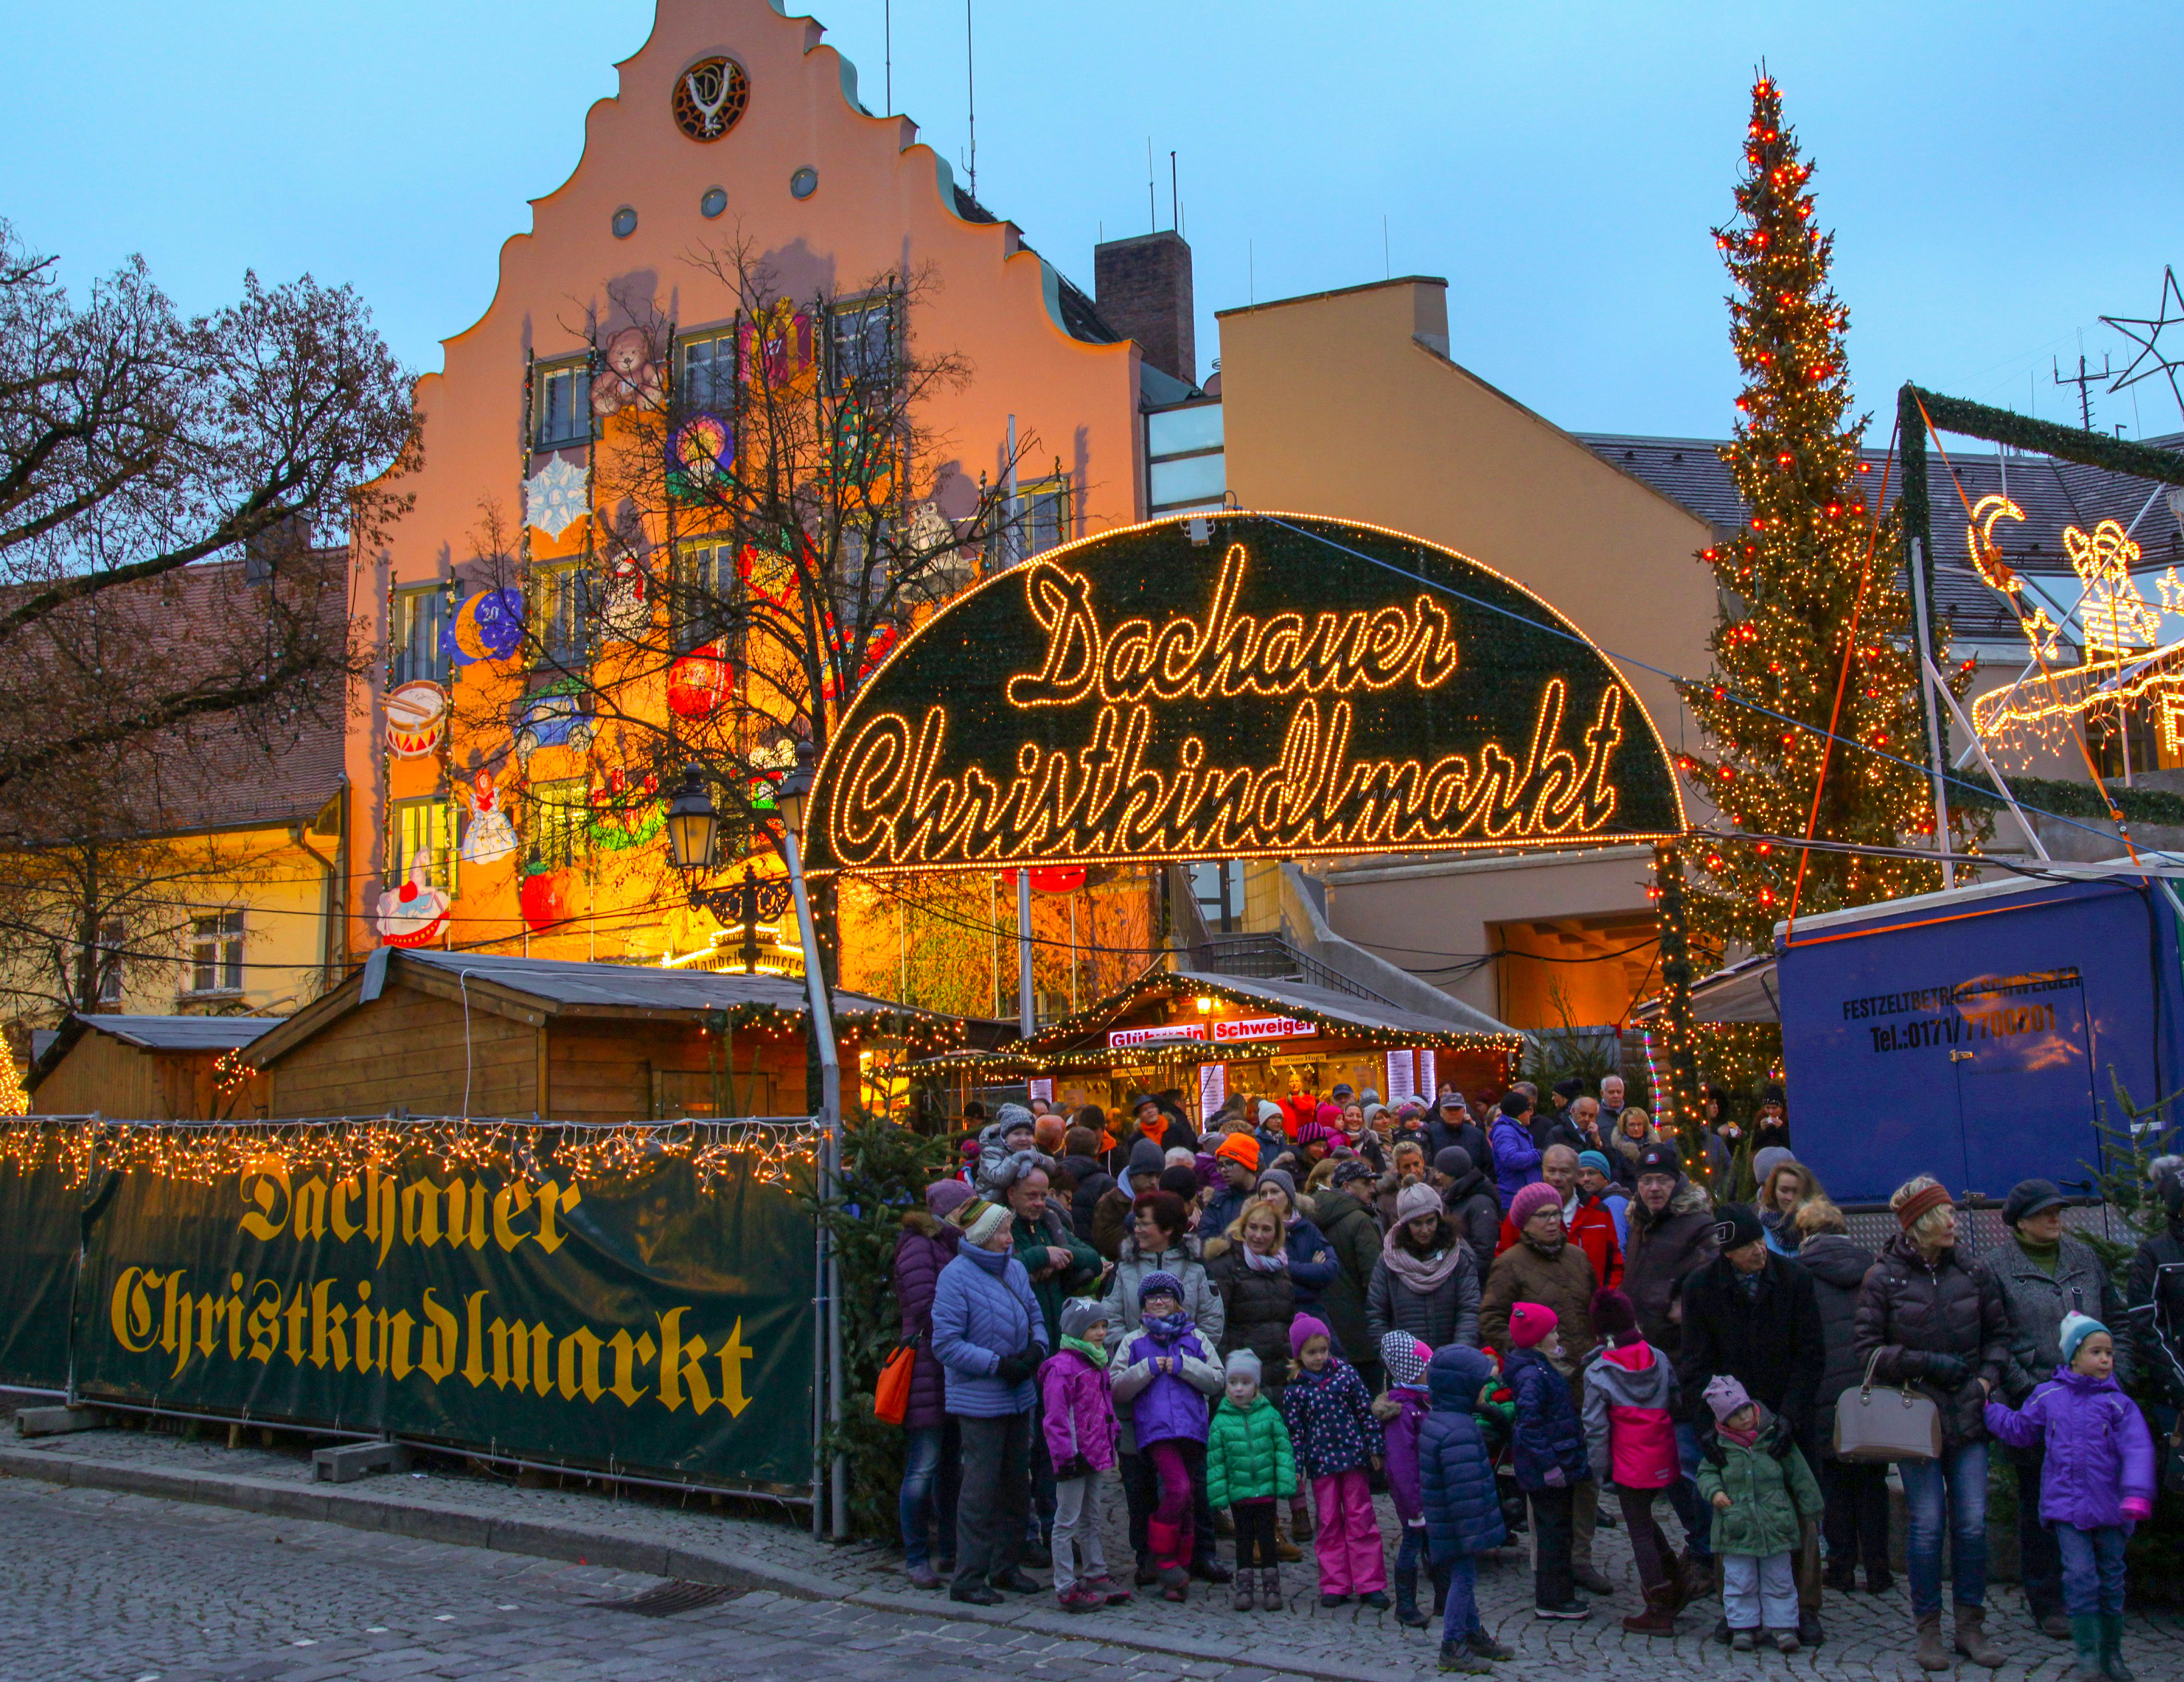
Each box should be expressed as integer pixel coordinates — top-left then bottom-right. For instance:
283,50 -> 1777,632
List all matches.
1677,1203 -> 1827,1647
1425,1091 -> 1491,1181
1059,1126 -> 1115,1246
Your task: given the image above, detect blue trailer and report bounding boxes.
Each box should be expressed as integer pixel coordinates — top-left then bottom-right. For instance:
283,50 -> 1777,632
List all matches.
1775,867 -> 2184,1205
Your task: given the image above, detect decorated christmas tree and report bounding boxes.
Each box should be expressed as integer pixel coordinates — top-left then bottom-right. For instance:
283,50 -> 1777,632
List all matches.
1679,73 -> 1957,956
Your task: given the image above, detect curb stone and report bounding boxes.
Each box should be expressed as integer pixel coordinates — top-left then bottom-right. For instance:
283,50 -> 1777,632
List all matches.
0,1440 -> 1396,1682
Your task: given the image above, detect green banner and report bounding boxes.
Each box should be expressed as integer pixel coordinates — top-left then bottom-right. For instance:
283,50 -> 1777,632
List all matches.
2,1126 -> 818,1495
0,1153 -> 81,1390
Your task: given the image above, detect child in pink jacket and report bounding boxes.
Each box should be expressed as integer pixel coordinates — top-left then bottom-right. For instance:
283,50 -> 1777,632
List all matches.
1580,1287 -> 1684,1634
1040,1296 -> 1129,1611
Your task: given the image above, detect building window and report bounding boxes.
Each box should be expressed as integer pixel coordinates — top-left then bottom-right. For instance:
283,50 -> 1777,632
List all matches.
679,329 -> 736,413
190,911 -> 245,996
986,477 -> 1071,572
531,561 -> 592,669
391,797 -> 460,893
391,585 -> 452,686
1146,401 -> 1224,515
673,538 -> 743,656
528,777 -> 590,870
86,919 -> 124,1006
1192,861 -> 1245,935
535,360 -> 592,449
828,296 -> 897,389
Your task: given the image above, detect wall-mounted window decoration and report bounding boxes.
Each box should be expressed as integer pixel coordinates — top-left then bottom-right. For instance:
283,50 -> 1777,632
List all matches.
189,911 -> 245,996
673,57 -> 749,142
534,361 -> 592,449
392,585 -> 453,686
527,777 -> 591,871
391,797 -> 460,894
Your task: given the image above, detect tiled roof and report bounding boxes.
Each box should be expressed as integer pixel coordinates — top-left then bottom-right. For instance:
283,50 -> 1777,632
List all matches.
1580,431 -> 2184,646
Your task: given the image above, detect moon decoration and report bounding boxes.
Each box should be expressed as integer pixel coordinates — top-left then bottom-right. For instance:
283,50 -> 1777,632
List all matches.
524,457 -> 590,539
459,769 -> 518,866
1966,494 -> 2025,595
667,642 -> 735,718
383,680 -> 449,758
590,327 -> 664,417
375,851 -> 452,948
443,588 -> 526,666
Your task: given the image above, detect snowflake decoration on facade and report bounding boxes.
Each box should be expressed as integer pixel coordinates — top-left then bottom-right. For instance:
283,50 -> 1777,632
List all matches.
524,457 -> 590,539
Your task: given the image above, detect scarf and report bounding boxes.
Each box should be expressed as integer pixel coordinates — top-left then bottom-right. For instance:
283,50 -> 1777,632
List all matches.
1242,1243 -> 1289,1273
1381,1225 -> 1467,1293
1523,1233 -> 1566,1260
1061,1335 -> 1109,1367
1140,1309 -> 1190,1345
1718,1416 -> 1759,1449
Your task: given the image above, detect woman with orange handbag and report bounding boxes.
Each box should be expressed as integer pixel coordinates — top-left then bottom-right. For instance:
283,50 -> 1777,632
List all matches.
895,1180 -> 970,1587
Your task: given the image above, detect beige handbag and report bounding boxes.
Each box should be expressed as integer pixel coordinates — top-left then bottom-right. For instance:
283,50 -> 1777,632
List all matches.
1832,1349 -> 1941,1462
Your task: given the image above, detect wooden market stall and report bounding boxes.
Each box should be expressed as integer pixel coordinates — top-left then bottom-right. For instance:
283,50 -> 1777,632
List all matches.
244,948 -> 978,1122
28,1014 -> 281,1121
915,969 -> 1523,1124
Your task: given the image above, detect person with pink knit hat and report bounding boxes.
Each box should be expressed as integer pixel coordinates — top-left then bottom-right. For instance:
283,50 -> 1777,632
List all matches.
1279,1312 -> 1389,1609
1505,1300 -> 1594,1619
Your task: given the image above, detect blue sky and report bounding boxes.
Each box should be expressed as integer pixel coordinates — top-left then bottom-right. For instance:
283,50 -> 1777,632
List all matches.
9,1 -> 2181,440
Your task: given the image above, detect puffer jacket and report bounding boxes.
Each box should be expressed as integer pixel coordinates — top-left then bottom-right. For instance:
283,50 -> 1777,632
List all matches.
930,1241 -> 1049,1417
1479,1237 -> 1599,1367
2126,1216 -> 2184,1400
1204,1235 -> 1298,1389
892,1209 -> 960,1431
1582,1338 -> 1679,1488
1622,1177 -> 1717,1355
1111,1318 -> 1222,1450
1419,1345 -> 1508,1562
1986,1368 -> 2157,1530
1978,1233 -> 2133,1402
1310,1190 -> 1384,1369
1796,1231 -> 1877,1428
1096,1234 -> 1226,1351
1855,1231 -> 2010,1446
1676,1251 -> 1826,1448
1375,1379 -> 1430,1524
1365,1218 -> 1482,1350
1206,1392 -> 1298,1506
1695,1412 -> 1824,1556
1491,1116 -> 1543,1202
1505,1345 -> 1590,1490
1280,1357 -> 1383,1478
1282,1213 -> 1340,1306
1443,1171 -> 1502,1283
1038,1344 -> 1119,1473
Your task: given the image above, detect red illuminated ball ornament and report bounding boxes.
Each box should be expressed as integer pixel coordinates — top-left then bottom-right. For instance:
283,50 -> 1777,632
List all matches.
520,870 -> 571,932
668,642 -> 734,718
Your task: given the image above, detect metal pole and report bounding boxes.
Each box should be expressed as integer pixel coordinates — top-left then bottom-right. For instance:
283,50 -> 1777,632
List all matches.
1017,867 -> 1035,1036
1925,653 -> 2051,862
1907,537 -> 1952,875
781,823 -> 844,1540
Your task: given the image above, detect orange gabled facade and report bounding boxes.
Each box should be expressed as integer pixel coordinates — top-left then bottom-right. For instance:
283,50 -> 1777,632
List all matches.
349,0 -> 1159,1012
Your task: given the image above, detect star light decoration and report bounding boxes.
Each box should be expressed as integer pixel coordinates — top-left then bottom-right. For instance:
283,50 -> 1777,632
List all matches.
524,457 -> 590,540
2103,266 -> 2184,425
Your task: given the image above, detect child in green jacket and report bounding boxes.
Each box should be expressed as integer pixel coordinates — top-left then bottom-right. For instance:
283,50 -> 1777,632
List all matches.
1696,1376 -> 1823,1655
1206,1350 -> 1298,1611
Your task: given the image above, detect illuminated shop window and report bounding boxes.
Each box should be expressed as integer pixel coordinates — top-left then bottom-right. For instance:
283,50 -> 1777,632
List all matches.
188,911 -> 245,996
534,360 -> 592,449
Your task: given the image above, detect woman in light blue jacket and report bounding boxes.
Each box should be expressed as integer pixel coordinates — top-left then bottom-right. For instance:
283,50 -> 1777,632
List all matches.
931,1198 -> 1050,1605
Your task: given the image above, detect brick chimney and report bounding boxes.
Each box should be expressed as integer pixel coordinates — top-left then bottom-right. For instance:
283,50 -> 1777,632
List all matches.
1095,230 -> 1196,388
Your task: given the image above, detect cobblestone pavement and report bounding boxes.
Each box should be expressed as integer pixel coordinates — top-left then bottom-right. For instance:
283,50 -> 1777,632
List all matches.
6,1410 -> 2181,1681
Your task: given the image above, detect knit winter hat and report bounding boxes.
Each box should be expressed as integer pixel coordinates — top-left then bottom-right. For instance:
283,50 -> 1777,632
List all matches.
1433,1146 -> 1473,1179
962,1201 -> 1011,1247
1256,1167 -> 1298,1201
1576,1150 -> 1613,1180
1059,1296 -> 1109,1342
1380,1331 -> 1431,1390
1296,1120 -> 1339,1152
1127,1138 -> 1165,1177
1256,1100 -> 1285,1128
1713,1203 -> 1765,1252
1224,1349 -> 1263,1385
1552,1078 -> 1584,1102
1214,1132 -> 1260,1172
1289,1312 -> 1332,1357
1137,1271 -> 1186,1309
1704,1373 -> 1753,1423
1634,1142 -> 1683,1179
1590,1287 -> 1640,1345
1394,1181 -> 1443,1225
1507,1302 -> 1557,1349
926,1179 -> 974,1221
996,1102 -> 1036,1141
1751,1146 -> 1795,1190
1332,1159 -> 1377,1187
1509,1180 -> 1564,1231
2059,1311 -> 2109,1368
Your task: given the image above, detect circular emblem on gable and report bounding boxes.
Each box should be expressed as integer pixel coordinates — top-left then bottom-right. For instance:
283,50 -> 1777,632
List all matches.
673,57 -> 749,141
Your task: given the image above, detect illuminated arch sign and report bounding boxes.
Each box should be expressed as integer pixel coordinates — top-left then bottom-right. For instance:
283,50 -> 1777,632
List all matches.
805,513 -> 1682,875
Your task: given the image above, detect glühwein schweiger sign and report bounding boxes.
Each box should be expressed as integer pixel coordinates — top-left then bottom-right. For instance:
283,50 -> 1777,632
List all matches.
805,513 -> 1682,874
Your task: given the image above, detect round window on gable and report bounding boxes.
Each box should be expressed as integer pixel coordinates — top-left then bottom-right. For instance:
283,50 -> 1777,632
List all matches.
700,186 -> 727,220
612,206 -> 639,240
790,167 -> 819,200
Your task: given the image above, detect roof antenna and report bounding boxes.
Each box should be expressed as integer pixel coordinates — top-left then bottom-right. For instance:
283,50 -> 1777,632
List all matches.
965,0 -> 976,199
1147,138 -> 1155,234
884,0 -> 891,115
1170,151 -> 1178,233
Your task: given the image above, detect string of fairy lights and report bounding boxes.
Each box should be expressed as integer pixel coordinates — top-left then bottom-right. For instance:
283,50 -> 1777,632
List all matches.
0,1114 -> 825,1191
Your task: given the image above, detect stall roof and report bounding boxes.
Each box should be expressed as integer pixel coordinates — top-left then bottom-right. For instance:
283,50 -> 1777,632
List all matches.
1629,952 -> 1781,1026
29,1012 -> 283,1092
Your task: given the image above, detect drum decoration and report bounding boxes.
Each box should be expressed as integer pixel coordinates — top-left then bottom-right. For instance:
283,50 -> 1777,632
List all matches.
384,680 -> 449,758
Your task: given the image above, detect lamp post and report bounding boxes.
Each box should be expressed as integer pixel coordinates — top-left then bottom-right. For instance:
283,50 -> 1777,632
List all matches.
665,754 -> 845,1540
665,767 -> 795,973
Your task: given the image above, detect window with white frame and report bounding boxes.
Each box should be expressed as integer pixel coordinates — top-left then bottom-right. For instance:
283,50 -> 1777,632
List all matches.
392,584 -> 452,686
679,328 -> 736,413
85,919 -> 124,1006
534,359 -> 592,449
531,561 -> 592,668
987,477 -> 1071,572
527,777 -> 590,871
391,797 -> 460,893
190,911 -> 245,995
828,296 -> 898,389
673,538 -> 743,656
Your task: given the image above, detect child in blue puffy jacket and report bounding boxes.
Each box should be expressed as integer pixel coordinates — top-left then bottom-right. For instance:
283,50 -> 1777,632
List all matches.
1419,1343 -> 1515,1675
1504,1301 -> 1592,1621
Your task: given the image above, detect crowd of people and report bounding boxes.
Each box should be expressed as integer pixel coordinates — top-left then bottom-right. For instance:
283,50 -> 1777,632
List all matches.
891,1078 -> 2168,1679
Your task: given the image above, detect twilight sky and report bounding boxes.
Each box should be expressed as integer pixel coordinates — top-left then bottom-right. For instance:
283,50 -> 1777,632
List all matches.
9,1 -> 2182,441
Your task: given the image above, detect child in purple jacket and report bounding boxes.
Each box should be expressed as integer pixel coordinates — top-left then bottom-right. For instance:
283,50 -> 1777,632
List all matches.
1041,1297 -> 1130,1613
1986,1313 -> 2155,1682
1111,1272 -> 1224,1601
1371,1332 -> 1437,1627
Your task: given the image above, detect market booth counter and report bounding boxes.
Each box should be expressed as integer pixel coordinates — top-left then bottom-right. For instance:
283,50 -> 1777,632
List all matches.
242,948 -> 975,1122
915,968 -> 1521,1120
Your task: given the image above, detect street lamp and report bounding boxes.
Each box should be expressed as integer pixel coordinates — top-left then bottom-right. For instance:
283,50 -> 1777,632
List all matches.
664,762 -> 791,974
665,763 -> 718,873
